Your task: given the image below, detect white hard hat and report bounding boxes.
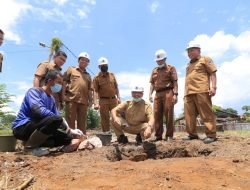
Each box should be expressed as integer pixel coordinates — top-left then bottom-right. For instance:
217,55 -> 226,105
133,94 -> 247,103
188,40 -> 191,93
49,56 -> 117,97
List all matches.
98,57 -> 108,65
186,43 -> 201,50
78,52 -> 90,60
155,49 -> 167,61
131,86 -> 144,92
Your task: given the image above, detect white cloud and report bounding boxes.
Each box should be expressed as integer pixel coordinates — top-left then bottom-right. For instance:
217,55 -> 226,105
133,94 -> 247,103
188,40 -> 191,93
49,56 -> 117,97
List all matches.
53,0 -> 69,5
0,0 -> 32,43
10,81 -> 31,91
116,72 -> 151,100
77,9 -> 88,19
150,1 -> 159,13
82,0 -> 96,5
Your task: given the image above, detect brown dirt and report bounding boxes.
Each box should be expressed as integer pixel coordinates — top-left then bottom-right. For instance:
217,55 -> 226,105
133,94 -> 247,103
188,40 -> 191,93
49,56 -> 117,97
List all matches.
0,132 -> 250,190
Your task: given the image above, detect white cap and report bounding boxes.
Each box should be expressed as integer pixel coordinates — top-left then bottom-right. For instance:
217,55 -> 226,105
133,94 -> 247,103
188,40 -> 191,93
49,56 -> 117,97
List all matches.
186,43 -> 201,50
131,86 -> 144,92
98,57 -> 108,65
78,52 -> 90,60
155,49 -> 167,61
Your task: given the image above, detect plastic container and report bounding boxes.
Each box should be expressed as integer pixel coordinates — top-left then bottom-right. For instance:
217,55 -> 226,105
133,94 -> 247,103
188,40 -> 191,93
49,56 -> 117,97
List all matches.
0,134 -> 17,152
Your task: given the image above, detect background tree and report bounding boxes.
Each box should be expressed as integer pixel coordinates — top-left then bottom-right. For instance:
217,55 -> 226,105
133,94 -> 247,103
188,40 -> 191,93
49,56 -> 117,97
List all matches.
48,37 -> 63,61
242,105 -> 250,114
87,108 -> 100,129
224,107 -> 238,115
0,84 -> 15,128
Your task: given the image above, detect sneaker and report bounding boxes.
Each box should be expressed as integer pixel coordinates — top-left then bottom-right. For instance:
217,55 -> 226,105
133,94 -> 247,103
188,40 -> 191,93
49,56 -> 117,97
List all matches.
182,135 -> 199,140
203,137 -> 217,144
117,135 -> 129,144
135,134 -> 142,145
24,147 -> 50,157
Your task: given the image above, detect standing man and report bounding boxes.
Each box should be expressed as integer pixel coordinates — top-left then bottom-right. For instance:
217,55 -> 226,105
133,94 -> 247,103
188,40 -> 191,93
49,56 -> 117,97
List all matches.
149,49 -> 178,141
93,57 -> 120,133
63,52 -> 93,134
183,43 -> 217,144
0,29 -> 4,72
33,50 -> 67,109
12,70 -> 84,155
111,87 -> 154,144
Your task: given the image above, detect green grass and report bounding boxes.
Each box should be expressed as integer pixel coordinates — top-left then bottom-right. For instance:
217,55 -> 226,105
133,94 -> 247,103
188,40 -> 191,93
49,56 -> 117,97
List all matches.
0,129 -> 13,135
219,130 -> 250,137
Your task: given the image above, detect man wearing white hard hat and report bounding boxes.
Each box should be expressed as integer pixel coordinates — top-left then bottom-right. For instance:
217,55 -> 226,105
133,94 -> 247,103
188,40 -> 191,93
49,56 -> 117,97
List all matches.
33,50 -> 67,109
183,42 -> 217,144
111,86 -> 154,144
93,57 -> 120,133
149,49 -> 178,142
63,52 -> 93,134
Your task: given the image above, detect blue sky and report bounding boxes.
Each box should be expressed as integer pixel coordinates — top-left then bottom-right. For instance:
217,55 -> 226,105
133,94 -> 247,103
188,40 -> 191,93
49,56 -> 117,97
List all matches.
0,0 -> 250,116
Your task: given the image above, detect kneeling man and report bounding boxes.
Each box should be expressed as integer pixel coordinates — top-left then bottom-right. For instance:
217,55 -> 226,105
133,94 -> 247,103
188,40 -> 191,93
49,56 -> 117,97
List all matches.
111,86 -> 154,144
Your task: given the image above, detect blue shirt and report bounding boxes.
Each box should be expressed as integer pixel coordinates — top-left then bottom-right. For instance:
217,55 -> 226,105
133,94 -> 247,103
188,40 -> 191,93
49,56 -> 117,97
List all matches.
12,87 -> 60,129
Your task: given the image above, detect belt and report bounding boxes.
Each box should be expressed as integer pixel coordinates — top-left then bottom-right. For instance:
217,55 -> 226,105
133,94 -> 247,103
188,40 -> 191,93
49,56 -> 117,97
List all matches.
100,96 -> 116,99
156,87 -> 173,93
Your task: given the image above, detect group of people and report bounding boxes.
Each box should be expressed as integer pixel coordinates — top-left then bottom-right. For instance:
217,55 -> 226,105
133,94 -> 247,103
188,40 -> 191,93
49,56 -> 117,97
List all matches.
1,29 -> 218,153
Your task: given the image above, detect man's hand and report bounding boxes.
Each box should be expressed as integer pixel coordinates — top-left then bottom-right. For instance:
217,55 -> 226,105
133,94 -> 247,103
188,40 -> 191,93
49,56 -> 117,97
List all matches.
209,87 -> 216,96
63,95 -> 70,102
117,98 -> 121,104
70,129 -> 84,139
172,95 -> 178,104
94,103 -> 99,110
113,117 -> 121,126
144,126 -> 152,139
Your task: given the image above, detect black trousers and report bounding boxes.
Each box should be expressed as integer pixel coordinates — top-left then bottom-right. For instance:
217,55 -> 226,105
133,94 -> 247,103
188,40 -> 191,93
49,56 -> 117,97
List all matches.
13,116 -> 72,146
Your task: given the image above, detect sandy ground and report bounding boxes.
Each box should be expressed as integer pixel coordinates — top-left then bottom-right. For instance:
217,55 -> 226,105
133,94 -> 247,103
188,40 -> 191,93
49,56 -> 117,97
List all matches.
0,132 -> 250,190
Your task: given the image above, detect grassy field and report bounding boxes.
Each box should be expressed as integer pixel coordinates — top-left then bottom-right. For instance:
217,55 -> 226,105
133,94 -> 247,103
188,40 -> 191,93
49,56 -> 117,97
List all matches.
0,129 -> 13,135
220,130 -> 250,137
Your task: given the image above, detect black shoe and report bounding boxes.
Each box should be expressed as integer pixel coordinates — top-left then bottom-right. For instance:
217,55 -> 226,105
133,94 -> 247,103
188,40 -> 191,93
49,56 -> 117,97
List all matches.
135,134 -> 142,144
166,137 -> 173,142
118,135 -> 129,144
203,137 -> 217,144
151,137 -> 162,142
182,135 -> 199,140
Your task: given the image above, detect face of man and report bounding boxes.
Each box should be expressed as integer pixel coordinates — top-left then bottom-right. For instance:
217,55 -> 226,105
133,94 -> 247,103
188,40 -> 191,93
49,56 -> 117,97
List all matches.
131,91 -> 143,99
99,64 -> 108,72
78,57 -> 89,70
48,74 -> 63,87
0,33 -> 4,46
187,48 -> 200,60
54,54 -> 67,68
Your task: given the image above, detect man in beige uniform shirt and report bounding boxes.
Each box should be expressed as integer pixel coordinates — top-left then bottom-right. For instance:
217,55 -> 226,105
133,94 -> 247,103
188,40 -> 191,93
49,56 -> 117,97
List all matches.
33,50 -> 67,109
93,57 -> 120,133
149,49 -> 178,141
63,52 -> 93,134
111,87 -> 154,144
183,43 -> 217,144
0,29 -> 4,73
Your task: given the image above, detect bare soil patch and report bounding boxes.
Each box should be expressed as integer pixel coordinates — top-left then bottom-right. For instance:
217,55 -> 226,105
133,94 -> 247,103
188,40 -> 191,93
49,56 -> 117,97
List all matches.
0,132 -> 250,190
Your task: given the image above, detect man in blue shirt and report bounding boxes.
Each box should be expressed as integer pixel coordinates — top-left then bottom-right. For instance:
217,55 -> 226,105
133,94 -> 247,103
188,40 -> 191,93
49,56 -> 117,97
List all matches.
12,70 -> 83,153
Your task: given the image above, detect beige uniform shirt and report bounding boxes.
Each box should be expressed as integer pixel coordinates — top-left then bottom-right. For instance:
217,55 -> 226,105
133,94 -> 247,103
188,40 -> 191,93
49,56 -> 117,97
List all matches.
185,56 -> 217,96
34,61 -> 62,103
150,64 -> 178,91
34,61 -> 62,87
115,100 -> 153,126
93,72 -> 118,101
0,53 -> 3,72
63,66 -> 92,104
